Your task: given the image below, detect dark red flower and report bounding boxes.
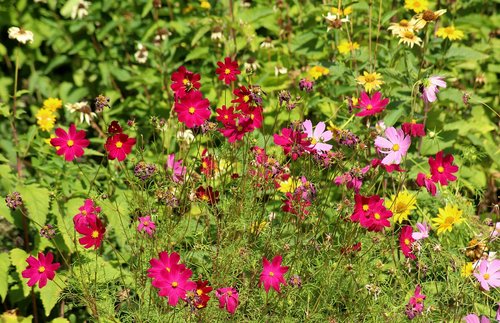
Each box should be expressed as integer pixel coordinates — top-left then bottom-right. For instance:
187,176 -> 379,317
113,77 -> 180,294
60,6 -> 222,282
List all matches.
402,121 -> 426,137
399,226 -> 416,259
105,133 -> 136,161
107,121 -> 123,135
200,149 -> 217,177
429,151 -> 459,185
371,158 -> 405,173
219,116 -> 254,143
215,57 -> 240,85
231,86 -> 254,110
170,66 -> 201,99
416,172 -> 437,196
216,105 -> 238,125
196,186 -> 220,205
76,216 -> 106,249
191,280 -> 212,309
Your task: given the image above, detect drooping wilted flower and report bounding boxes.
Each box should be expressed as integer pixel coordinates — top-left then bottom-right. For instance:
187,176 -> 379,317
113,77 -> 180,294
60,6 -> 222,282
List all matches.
66,101 -> 97,125
94,94 -> 110,112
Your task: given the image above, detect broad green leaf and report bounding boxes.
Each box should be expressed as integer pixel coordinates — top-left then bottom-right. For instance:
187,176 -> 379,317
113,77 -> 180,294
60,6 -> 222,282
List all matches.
9,248 -> 29,298
0,253 -> 10,301
50,319 -> 70,323
16,184 -> 50,226
0,313 -> 33,323
38,273 -> 67,316
445,45 -> 489,61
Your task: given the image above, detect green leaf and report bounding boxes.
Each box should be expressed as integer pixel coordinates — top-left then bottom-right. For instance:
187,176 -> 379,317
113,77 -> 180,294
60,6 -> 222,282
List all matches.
38,273 -> 67,316
9,248 -> 29,298
50,319 -> 70,323
445,45 -> 489,61
16,184 -> 50,226
0,253 -> 10,301
184,47 -> 209,62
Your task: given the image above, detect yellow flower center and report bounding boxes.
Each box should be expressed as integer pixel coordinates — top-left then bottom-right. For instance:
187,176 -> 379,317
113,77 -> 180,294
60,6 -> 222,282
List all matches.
437,166 -> 444,173
395,201 -> 408,214
392,144 -> 400,151
243,95 -> 250,102
374,213 -> 381,220
67,139 -> 74,147
364,74 -> 375,82
172,281 -> 178,288
116,141 -> 123,148
224,68 -> 231,75
143,221 -> 149,226
400,19 -> 409,27
411,119 -> 417,124
310,138 -> 318,145
38,266 -> 46,273
91,230 -> 99,238
197,289 -> 203,296
444,27 -> 455,35
269,271 -> 274,277
484,273 -> 490,280
404,238 -> 410,245
182,79 -> 189,85
166,267 -> 171,272
227,291 -> 232,296
366,104 -> 373,110
413,1 -> 421,7
362,205 -> 369,211
188,107 -> 196,114
444,216 -> 455,226
404,31 -> 415,39
82,210 -> 87,215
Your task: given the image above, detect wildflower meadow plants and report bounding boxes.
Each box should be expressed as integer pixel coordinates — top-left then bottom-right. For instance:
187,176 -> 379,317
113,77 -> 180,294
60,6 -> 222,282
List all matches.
0,1 -> 498,322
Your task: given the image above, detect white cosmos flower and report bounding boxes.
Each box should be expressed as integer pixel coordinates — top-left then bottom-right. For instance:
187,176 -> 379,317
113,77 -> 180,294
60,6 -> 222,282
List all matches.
8,27 -> 34,44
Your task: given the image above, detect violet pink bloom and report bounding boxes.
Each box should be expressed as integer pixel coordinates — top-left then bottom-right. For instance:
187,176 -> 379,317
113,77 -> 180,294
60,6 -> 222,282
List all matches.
259,255 -> 289,293
21,252 -> 60,288
374,127 -> 411,165
302,120 -> 333,152
491,222 -> 499,240
166,154 -> 186,183
355,91 -> 389,117
422,76 -> 446,103
463,314 -> 490,323
152,267 -> 196,306
137,216 -> 156,236
473,259 -> 500,291
215,287 -> 239,314
412,222 -> 430,240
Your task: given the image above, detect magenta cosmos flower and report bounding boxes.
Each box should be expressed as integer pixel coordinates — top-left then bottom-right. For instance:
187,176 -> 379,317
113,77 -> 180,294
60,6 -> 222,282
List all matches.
137,216 -> 156,236
76,216 -> 106,249
104,133 -> 136,161
215,57 -> 240,85
170,65 -> 201,99
374,127 -> 411,165
302,120 -> 333,152
21,252 -> 60,288
429,151 -> 459,186
416,172 -> 437,196
73,198 -> 100,228
50,123 -> 90,161
422,76 -> 446,103
215,287 -> 239,314
260,255 -> 289,293
152,266 -> 196,306
147,251 -> 186,281
473,259 -> 500,291
166,154 -> 186,183
174,91 -> 211,128
399,226 -> 416,260
355,91 -> 389,117
463,314 -> 491,323
273,127 -> 311,161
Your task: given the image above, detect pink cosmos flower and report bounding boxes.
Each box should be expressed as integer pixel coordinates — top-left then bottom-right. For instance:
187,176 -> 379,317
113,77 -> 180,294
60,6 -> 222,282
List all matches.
273,127 -> 311,161
402,121 -> 426,137
21,252 -> 60,288
405,285 -> 426,319
429,151 -> 459,186
399,226 -> 416,260
174,91 -> 211,128
215,287 -> 239,314
355,91 -> 389,117
219,116 -> 254,143
416,173 -> 437,196
152,266 -> 196,306
374,127 -> 411,165
412,222 -> 430,240
360,204 -> 392,232
170,65 -> 201,99
260,255 -> 289,293
138,216 -> 156,236
463,314 -> 490,323
76,216 -> 106,249
147,252 -> 186,280
104,133 -> 136,161
302,120 -> 333,152
216,105 -> 238,125
73,198 -> 100,228
50,123 -> 90,161
422,75 -> 446,103
166,154 -> 186,183
473,259 -> 500,291
215,57 -> 240,85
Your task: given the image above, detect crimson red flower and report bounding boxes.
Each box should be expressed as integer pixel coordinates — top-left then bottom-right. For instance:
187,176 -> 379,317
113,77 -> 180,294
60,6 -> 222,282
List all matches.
21,252 -> 60,288
76,216 -> 106,249
216,105 -> 238,125
219,116 -> 254,143
174,91 -> 211,128
429,151 -> 459,185
50,123 -> 90,161
416,173 -> 437,196
170,66 -> 201,99
273,127 -> 311,161
196,186 -> 220,205
244,106 -> 263,129
402,121 -> 426,137
107,120 -> 123,135
105,133 -> 136,161
73,198 -> 100,228
282,192 -> 311,219
231,86 -> 254,110
190,280 -> 212,309
215,57 -> 240,85
351,194 -> 382,223
399,226 -> 416,259
260,255 -> 289,293
200,149 -> 217,177
351,194 -> 392,232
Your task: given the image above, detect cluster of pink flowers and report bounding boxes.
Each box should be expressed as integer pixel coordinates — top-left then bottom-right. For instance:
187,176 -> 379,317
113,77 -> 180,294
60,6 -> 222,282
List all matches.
74,199 -> 106,249
104,121 -> 136,161
416,151 -> 459,196
350,194 -> 393,232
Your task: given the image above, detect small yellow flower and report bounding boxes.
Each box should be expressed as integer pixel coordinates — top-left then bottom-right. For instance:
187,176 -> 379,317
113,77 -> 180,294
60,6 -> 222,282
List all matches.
398,29 -> 423,48
200,0 -> 211,9
331,6 -> 352,16
436,26 -> 464,41
386,191 -> 417,223
36,108 -> 56,132
404,0 -> 429,13
250,221 -> 268,234
460,262 -> 474,277
308,66 -> 330,80
356,71 -> 384,93
337,40 -> 360,55
278,177 -> 299,194
432,204 -> 464,234
43,98 -> 63,112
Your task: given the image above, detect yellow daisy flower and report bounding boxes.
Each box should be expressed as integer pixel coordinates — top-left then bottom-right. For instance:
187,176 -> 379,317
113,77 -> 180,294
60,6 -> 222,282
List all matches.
43,98 -> 62,112
200,0 -> 211,9
398,29 -> 423,48
308,66 -> 330,80
36,108 -> 56,132
432,204 -> 464,234
356,71 -> 384,93
436,26 -> 464,41
388,19 -> 417,36
404,0 -> 429,13
337,40 -> 360,55
385,191 -> 417,223
460,262 -> 474,277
